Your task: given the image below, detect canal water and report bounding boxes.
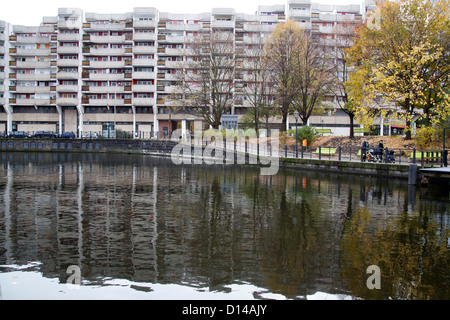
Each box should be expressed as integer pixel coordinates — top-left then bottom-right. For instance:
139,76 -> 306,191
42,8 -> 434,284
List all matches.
0,152 -> 448,300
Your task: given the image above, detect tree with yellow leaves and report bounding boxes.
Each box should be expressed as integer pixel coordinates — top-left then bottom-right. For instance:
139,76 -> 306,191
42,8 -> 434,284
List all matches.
264,19 -> 304,132
346,0 -> 449,139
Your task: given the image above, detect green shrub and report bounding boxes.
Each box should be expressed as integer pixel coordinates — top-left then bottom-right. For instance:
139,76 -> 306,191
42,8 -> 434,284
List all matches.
289,125 -> 319,146
415,127 -> 437,149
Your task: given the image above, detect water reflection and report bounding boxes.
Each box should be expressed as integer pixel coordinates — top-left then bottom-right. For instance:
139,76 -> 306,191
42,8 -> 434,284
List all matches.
0,152 -> 448,300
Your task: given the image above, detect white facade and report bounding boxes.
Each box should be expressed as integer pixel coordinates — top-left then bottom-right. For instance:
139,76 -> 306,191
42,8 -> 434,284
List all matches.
0,2 -> 379,137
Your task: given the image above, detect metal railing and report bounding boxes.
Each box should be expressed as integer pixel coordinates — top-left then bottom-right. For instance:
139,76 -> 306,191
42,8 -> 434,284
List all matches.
185,136 -> 449,168
3,130 -> 448,167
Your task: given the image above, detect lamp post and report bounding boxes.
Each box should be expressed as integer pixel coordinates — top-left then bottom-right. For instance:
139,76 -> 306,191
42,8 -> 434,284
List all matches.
444,127 -> 449,167
294,110 -> 299,158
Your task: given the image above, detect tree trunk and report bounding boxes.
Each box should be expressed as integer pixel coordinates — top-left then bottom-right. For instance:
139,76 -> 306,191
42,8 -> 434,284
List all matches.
405,118 -> 412,140
349,112 -> 355,139
281,112 -> 287,132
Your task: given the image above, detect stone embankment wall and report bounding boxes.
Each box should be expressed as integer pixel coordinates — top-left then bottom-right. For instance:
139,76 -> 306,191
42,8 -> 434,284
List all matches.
0,138 -> 414,181
0,138 -> 177,155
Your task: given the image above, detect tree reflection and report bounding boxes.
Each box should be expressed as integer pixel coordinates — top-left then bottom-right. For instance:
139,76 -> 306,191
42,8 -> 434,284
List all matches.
0,153 -> 448,299
341,206 -> 449,299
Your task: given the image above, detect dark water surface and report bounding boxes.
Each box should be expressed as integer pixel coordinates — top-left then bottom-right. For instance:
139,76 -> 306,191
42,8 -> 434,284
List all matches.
0,152 -> 448,300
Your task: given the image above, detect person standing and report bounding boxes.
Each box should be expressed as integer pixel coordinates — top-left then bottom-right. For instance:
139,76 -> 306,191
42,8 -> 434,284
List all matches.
378,140 -> 384,162
361,140 -> 369,162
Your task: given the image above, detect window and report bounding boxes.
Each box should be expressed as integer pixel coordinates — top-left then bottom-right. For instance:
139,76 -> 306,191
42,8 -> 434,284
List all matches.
60,93 -> 77,98
137,80 -> 153,85
62,55 -> 78,59
136,93 -> 153,98
135,67 -> 153,72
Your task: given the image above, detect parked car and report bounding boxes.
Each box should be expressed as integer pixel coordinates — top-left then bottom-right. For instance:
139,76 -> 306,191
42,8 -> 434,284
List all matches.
0,132 -> 6,138
60,132 -> 76,139
8,131 -> 31,138
34,131 -> 57,138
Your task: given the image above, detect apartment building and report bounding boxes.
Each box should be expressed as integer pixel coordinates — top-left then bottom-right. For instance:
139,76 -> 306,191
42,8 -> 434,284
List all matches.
0,1 -> 380,139
0,21 -> 10,128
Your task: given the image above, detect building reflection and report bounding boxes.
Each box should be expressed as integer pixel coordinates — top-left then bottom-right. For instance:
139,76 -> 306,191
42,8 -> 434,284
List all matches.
0,153 -> 448,299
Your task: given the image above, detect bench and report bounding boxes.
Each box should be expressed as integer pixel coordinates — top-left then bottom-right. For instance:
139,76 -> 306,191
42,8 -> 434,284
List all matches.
316,128 -> 332,135
354,128 -> 370,134
314,147 -> 337,155
410,151 -> 441,159
410,151 -> 444,165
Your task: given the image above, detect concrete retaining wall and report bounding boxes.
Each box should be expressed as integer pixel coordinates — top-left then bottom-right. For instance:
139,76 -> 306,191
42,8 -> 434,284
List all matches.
0,138 -> 177,155
279,157 -> 411,180
0,138 -> 414,181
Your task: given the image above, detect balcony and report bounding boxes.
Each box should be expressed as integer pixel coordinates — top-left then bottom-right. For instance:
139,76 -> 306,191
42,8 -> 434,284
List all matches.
57,46 -> 80,54
164,61 -> 182,68
88,73 -> 126,81
89,35 -> 127,43
86,86 -> 125,94
56,85 -> 79,92
132,59 -> 157,67
165,48 -> 184,55
57,33 -> 81,41
132,72 -> 156,80
243,24 -> 275,33
84,98 -> 109,106
58,20 -> 82,29
86,98 -> 128,106
132,85 -> 156,92
133,33 -> 157,41
133,46 -> 157,54
185,24 -> 201,31
164,35 -> 185,43
243,36 -> 264,45
157,85 -> 178,94
10,61 -> 52,69
12,48 -> 51,56
56,98 -> 78,106
14,36 -> 51,44
91,60 -> 126,69
57,59 -> 79,67
288,9 -> 311,19
89,47 -> 126,56
133,20 -> 157,28
57,72 -> 79,80
15,86 -> 51,94
211,20 -> 235,29
16,73 -> 53,81
88,22 -> 127,31
14,98 -> 51,106
133,98 -> 155,106
318,13 -> 337,22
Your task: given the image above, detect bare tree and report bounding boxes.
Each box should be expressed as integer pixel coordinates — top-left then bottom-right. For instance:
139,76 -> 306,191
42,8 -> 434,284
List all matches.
330,20 -> 361,138
292,32 -> 335,126
264,19 -> 304,132
239,29 -> 278,133
172,31 -> 235,129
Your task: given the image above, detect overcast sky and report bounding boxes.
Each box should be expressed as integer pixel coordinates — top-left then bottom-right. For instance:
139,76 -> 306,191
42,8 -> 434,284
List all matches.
1,0 -> 363,26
